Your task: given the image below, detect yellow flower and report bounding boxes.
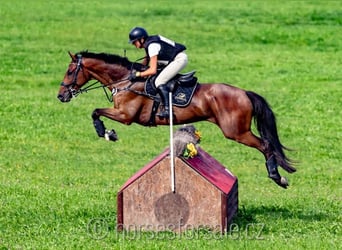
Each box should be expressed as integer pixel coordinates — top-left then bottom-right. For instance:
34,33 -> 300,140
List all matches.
194,130 -> 202,142
185,143 -> 197,158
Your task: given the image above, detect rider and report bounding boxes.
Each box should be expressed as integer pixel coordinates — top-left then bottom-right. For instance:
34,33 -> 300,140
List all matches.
128,26 -> 188,118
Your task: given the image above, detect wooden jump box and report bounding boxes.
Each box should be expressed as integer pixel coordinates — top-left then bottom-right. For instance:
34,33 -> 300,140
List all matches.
117,147 -> 238,233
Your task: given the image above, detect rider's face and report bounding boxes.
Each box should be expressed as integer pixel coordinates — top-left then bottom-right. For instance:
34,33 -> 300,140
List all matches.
133,39 -> 144,49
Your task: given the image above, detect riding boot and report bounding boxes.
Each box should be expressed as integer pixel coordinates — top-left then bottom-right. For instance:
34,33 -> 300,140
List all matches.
156,84 -> 171,119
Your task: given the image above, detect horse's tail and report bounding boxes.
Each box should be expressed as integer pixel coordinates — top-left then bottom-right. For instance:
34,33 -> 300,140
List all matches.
246,91 -> 296,173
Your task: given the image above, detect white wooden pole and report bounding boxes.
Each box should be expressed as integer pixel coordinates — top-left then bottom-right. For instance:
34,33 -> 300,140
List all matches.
169,91 -> 175,192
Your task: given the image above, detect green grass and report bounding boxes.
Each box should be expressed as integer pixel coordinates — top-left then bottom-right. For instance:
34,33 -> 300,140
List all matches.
0,0 -> 341,249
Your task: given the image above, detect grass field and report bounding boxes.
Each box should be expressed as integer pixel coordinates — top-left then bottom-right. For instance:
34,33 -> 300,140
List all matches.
0,0 -> 341,249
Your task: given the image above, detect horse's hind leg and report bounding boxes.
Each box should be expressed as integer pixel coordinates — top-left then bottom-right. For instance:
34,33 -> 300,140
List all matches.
265,153 -> 289,188
221,128 -> 288,188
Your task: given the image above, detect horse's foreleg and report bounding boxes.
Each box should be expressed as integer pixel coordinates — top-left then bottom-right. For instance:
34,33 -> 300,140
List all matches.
92,112 -> 105,137
91,109 -> 119,142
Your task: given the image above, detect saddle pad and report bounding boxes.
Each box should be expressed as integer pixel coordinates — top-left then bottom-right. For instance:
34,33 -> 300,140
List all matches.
144,81 -> 198,107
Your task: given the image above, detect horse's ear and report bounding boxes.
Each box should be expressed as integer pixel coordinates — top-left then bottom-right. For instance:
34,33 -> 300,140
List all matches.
68,51 -> 76,60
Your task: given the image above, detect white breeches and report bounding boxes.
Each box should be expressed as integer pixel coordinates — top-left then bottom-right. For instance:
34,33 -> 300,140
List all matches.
155,52 -> 188,87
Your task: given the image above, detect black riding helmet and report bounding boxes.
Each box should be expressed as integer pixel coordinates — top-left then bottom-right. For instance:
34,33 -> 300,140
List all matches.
128,27 -> 148,44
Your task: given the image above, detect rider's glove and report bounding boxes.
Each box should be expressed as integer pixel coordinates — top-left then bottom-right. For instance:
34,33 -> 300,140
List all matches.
129,71 -> 141,81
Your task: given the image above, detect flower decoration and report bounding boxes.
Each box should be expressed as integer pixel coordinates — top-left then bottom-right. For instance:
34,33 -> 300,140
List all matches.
173,125 -> 202,158
183,142 -> 198,158
194,130 -> 202,143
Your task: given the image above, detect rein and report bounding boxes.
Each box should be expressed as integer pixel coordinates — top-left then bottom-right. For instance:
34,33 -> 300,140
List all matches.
74,78 -> 128,103
76,78 -> 156,103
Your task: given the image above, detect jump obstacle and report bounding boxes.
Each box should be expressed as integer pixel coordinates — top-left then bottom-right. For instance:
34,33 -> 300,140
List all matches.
117,147 -> 238,233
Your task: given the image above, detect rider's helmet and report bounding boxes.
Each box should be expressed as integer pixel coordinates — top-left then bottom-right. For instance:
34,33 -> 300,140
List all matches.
128,27 -> 148,44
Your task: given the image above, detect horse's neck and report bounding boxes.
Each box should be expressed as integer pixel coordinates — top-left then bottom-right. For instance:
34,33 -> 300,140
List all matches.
128,80 -> 145,91
89,61 -> 129,85
106,78 -> 146,95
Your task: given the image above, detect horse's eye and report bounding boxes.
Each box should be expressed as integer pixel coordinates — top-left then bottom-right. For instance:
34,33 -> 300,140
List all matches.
67,70 -> 73,76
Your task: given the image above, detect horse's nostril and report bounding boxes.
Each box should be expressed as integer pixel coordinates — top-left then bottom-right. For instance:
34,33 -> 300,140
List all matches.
57,94 -> 67,102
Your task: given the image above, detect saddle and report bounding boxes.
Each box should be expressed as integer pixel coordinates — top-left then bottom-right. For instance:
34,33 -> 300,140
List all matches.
144,71 -> 198,107
144,71 -> 198,125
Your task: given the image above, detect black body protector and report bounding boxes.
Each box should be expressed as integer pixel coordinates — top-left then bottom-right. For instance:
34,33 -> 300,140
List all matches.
144,35 -> 186,118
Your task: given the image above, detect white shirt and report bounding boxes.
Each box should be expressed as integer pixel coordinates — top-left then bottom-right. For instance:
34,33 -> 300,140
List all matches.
147,43 -> 161,57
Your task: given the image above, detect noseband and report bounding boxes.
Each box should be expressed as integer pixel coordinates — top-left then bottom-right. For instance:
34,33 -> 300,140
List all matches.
60,54 -> 83,97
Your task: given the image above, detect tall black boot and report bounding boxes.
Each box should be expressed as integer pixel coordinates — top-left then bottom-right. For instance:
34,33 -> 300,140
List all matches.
156,84 -> 171,118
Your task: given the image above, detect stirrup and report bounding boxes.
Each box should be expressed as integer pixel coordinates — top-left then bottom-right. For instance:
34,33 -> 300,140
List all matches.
156,110 -> 170,118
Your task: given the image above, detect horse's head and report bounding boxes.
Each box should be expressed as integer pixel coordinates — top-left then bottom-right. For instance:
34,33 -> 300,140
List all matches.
57,52 -> 90,102
57,51 -> 147,102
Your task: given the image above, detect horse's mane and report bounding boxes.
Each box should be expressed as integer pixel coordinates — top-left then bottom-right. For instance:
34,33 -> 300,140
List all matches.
77,50 -> 145,71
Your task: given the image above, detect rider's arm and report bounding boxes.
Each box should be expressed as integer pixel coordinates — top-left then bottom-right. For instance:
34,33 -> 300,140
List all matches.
136,43 -> 160,78
138,55 -> 157,77
141,54 -> 149,66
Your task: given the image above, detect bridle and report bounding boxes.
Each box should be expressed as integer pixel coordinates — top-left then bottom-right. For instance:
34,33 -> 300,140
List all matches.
60,54 -> 154,102
60,54 -> 85,98
60,54 -> 117,101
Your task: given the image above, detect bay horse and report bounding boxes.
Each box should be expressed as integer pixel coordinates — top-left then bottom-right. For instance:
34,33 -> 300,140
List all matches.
57,51 -> 296,188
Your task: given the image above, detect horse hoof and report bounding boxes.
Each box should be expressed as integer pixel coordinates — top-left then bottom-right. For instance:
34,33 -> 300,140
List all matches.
105,129 -> 118,142
281,176 -> 289,186
272,176 -> 289,189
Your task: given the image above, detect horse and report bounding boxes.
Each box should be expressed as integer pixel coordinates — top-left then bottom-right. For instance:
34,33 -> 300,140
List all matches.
57,51 -> 296,188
